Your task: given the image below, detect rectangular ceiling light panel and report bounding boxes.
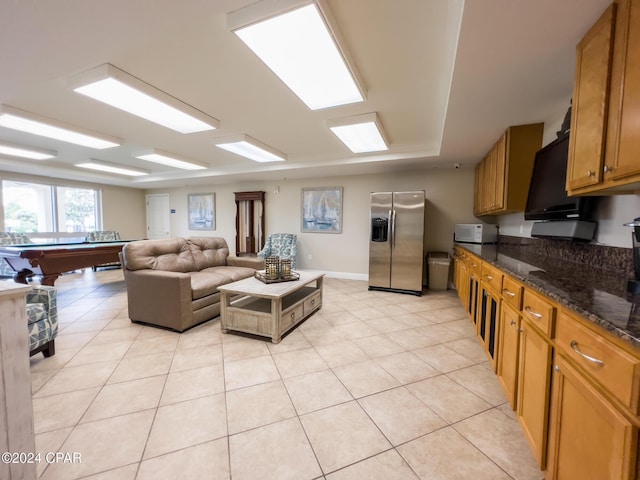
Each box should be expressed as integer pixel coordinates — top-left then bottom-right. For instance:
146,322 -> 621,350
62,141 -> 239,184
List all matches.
215,135 -> 286,163
230,2 -> 364,110
70,64 -> 219,133
135,149 -> 207,170
75,159 -> 149,177
0,105 -> 120,149
328,113 -> 388,153
0,141 -> 56,160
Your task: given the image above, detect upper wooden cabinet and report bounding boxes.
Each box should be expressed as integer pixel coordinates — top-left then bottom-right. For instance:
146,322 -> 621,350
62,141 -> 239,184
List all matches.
566,3 -> 616,192
474,124 -> 543,216
568,0 -> 640,195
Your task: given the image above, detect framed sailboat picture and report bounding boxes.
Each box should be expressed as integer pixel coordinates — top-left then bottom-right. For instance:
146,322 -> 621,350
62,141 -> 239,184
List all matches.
301,187 -> 343,233
188,193 -> 215,230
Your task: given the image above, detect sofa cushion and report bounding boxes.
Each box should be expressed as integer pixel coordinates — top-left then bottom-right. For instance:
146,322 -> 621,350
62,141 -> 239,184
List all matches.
205,266 -> 257,283
189,270 -> 234,299
188,237 -> 229,270
123,238 -> 196,272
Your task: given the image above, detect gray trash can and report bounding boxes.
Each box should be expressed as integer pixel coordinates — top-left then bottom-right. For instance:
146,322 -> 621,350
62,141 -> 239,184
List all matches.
427,252 -> 451,290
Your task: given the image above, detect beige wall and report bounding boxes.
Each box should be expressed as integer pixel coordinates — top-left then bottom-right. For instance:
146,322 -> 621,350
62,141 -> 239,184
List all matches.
0,172 -> 146,240
146,167 -> 476,277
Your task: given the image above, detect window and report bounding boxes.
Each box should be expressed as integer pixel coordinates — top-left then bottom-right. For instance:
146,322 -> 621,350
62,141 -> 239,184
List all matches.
2,180 -> 102,237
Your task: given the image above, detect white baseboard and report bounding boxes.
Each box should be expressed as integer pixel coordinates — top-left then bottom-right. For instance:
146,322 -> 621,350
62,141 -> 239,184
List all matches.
297,269 -> 368,281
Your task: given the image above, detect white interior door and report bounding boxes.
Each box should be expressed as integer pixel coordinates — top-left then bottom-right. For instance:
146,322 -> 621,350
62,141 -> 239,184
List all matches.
146,194 -> 170,239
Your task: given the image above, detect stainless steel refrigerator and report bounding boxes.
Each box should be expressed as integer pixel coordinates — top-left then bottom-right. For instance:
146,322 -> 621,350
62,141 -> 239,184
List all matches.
368,191 -> 425,295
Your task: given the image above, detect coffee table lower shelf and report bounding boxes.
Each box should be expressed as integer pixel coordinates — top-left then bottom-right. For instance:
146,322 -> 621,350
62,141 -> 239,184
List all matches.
220,281 -> 323,343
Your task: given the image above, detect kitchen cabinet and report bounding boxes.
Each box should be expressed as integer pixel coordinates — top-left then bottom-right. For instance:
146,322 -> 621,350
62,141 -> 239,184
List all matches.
547,356 -> 637,480
473,123 -> 543,216
453,248 -> 470,312
478,262 -> 504,370
546,309 -> 640,479
497,301 -> 521,409
454,244 -> 640,478
568,0 -> 640,195
516,310 -> 554,469
566,3 -> 616,192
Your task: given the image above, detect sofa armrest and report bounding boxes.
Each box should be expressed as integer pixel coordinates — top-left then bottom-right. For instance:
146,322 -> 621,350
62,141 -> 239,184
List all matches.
123,269 -> 194,329
227,256 -> 265,270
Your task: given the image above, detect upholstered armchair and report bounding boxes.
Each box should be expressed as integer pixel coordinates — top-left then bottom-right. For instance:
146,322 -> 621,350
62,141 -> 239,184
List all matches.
257,233 -> 297,269
85,230 -> 122,270
26,285 -> 58,357
0,232 -> 32,278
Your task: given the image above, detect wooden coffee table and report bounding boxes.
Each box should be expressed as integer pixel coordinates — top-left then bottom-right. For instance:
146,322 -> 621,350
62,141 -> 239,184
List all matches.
218,271 -> 324,343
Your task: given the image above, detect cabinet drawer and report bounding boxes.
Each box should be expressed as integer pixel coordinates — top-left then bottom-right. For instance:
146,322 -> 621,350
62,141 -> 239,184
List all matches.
481,262 -> 503,294
556,311 -> 640,414
304,291 -> 322,314
282,304 -> 304,330
522,289 -> 555,338
501,276 -> 523,311
468,255 -> 481,275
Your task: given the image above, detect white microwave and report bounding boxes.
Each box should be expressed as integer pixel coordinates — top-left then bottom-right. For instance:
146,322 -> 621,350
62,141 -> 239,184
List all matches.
454,224 -> 498,244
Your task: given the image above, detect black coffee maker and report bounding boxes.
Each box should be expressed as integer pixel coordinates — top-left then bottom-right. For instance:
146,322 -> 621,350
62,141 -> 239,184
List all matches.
625,217 -> 640,295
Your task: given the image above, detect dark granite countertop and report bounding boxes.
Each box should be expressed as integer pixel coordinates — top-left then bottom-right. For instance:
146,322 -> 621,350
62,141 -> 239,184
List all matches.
455,243 -> 640,350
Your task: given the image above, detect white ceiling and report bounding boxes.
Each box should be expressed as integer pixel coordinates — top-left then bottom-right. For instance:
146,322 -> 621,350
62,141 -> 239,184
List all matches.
0,0 -> 610,189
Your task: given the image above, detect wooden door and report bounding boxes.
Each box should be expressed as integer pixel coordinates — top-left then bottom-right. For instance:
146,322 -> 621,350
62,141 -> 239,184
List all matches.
605,0 -> 640,183
497,302 -> 520,410
517,318 -> 552,469
566,3 -> 616,192
546,354 -> 638,480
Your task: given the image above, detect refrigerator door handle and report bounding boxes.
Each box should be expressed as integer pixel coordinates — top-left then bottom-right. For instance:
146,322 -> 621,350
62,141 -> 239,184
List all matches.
391,209 -> 396,249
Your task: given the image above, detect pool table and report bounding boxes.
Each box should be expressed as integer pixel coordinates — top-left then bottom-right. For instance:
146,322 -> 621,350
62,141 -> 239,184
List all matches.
0,241 -> 130,285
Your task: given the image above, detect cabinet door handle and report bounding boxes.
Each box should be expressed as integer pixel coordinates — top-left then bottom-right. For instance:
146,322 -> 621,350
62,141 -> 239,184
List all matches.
291,312 -> 296,319
485,275 -> 493,280
603,165 -> 613,173
509,320 -> 516,327
503,289 -> 515,297
570,340 -> 605,367
587,169 -> 595,177
524,306 -> 543,319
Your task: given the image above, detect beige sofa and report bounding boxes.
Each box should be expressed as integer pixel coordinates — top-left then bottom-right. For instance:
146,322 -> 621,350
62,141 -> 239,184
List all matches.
121,237 -> 264,332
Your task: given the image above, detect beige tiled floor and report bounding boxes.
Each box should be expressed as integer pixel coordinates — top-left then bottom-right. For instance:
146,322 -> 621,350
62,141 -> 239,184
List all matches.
30,269 -> 544,479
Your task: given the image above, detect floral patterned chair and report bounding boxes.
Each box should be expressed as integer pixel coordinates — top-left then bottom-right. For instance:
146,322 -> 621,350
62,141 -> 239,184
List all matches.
26,285 -> 58,357
257,233 -> 298,269
0,232 -> 32,278
85,230 -> 122,270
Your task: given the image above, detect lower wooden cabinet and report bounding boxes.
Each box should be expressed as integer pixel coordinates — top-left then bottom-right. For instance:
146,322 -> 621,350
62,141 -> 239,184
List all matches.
546,354 -> 638,480
516,317 -> 553,469
497,302 -> 521,410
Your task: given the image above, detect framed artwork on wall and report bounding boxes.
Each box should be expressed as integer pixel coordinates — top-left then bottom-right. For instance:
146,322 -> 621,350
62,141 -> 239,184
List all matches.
301,186 -> 343,233
188,193 -> 215,230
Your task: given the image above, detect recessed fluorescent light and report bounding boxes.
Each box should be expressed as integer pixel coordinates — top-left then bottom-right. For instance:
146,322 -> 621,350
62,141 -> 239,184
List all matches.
69,63 -> 219,133
0,105 -> 120,149
0,140 -> 56,160
228,1 -> 364,110
214,135 -> 286,163
327,112 -> 389,153
135,149 -> 207,170
75,160 -> 150,177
